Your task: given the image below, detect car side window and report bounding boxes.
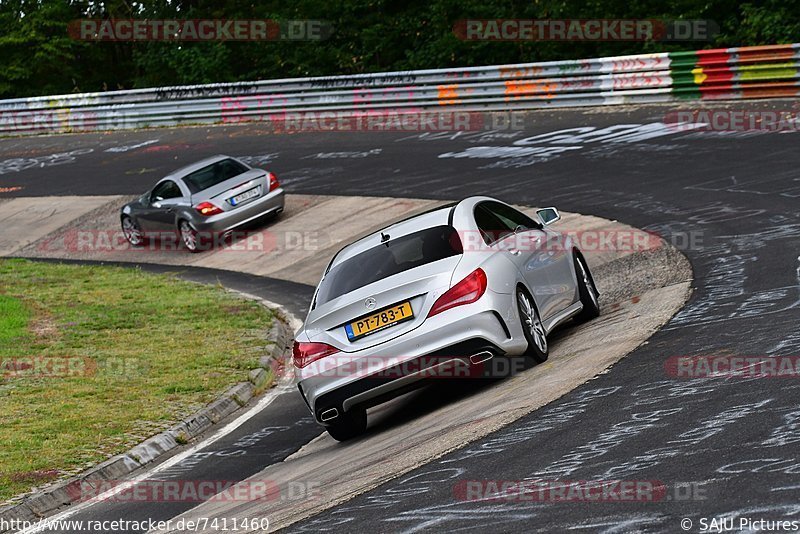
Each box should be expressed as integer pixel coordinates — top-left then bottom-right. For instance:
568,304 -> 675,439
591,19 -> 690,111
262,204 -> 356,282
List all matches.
151,180 -> 182,202
484,201 -> 540,231
474,204 -> 515,245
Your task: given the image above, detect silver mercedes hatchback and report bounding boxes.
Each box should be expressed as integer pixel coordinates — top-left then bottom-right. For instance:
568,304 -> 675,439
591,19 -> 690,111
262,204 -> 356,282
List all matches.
121,155 -> 285,252
294,196 -> 600,441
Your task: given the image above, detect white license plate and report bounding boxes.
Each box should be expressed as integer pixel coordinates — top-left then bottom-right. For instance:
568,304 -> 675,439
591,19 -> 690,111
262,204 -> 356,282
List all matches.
230,187 -> 259,206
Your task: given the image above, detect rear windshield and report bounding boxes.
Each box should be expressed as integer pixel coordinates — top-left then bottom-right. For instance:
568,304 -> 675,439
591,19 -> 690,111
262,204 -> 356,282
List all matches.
183,159 -> 248,194
315,225 -> 463,306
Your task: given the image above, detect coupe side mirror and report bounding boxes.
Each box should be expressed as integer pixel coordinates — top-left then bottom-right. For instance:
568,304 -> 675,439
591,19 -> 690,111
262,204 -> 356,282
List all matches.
536,207 -> 561,226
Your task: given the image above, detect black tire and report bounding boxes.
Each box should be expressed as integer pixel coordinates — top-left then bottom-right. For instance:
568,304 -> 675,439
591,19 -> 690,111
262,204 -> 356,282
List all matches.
325,407 -> 367,442
516,287 -> 548,363
121,216 -> 144,247
573,253 -> 600,323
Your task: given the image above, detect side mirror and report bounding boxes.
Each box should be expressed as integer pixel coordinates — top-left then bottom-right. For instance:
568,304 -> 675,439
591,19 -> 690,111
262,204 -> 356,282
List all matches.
536,207 -> 561,226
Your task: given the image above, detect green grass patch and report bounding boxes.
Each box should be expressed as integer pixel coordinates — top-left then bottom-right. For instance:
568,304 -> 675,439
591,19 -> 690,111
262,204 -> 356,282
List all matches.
0,293 -> 28,345
0,259 -> 274,501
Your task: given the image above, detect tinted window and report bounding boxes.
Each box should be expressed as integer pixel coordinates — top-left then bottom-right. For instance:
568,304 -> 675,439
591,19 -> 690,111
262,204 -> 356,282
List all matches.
474,204 -> 514,245
151,180 -> 182,201
315,225 -> 463,306
485,202 -> 539,231
474,202 -> 539,245
183,159 -> 248,194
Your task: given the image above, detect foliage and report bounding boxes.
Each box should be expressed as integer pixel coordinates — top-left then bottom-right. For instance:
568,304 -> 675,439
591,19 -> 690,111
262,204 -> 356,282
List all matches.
1,0 -> 799,98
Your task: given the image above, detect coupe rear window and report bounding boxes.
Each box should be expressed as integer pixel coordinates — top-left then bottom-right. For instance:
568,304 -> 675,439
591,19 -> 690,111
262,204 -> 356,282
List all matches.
183,159 -> 248,194
315,225 -> 463,306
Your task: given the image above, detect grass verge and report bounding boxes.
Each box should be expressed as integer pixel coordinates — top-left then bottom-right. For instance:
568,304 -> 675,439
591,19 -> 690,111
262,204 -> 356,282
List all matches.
0,259 -> 274,502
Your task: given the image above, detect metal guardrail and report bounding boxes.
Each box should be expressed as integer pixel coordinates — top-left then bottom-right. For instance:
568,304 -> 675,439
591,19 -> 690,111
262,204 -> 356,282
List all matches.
1,43 -> 798,135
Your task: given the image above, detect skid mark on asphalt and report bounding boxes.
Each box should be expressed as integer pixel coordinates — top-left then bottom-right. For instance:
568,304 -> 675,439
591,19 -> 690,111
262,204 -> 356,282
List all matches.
104,140 -> 160,153
0,148 -> 93,175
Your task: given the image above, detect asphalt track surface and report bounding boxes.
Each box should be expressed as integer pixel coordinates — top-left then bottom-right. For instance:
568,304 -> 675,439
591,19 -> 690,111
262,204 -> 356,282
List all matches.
2,101 -> 799,533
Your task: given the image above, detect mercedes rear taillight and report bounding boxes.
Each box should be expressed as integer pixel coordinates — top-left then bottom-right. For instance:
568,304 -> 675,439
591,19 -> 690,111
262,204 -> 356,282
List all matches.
293,341 -> 339,368
427,268 -> 487,318
194,202 -> 223,216
268,172 -> 280,192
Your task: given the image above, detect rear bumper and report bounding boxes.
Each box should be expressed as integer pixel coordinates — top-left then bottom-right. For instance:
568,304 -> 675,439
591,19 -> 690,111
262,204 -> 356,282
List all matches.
296,294 -> 529,424
189,188 -> 285,233
299,338 -> 504,424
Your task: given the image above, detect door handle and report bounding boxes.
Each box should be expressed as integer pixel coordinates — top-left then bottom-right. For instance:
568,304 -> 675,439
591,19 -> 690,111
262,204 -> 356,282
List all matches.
508,249 -> 521,256
166,207 -> 174,213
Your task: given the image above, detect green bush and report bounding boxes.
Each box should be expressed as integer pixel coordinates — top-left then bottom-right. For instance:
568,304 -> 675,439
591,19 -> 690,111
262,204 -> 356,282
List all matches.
2,0 -> 799,98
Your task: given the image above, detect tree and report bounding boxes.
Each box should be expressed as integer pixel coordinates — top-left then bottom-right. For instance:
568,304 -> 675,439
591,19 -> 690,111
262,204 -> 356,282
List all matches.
1,0 -> 798,99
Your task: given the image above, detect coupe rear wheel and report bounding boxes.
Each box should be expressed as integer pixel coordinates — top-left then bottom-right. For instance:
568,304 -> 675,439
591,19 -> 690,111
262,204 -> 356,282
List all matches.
325,407 -> 367,442
121,216 -> 144,247
574,254 -> 600,322
179,220 -> 200,253
516,288 -> 548,363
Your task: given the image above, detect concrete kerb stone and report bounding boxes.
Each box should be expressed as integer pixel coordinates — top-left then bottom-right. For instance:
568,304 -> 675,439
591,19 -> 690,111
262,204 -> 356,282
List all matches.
249,368 -> 269,389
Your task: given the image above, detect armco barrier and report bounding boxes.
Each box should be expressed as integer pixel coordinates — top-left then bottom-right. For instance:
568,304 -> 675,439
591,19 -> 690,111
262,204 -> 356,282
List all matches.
1,43 -> 798,135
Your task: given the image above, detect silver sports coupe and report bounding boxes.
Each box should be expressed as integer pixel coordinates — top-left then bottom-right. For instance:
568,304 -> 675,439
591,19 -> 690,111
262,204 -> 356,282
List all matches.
121,155 -> 285,252
293,196 -> 600,441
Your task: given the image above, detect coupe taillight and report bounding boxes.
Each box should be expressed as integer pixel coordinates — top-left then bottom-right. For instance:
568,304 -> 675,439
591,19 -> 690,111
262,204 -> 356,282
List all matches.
194,202 -> 223,216
268,172 -> 280,192
293,341 -> 339,368
428,268 -> 487,318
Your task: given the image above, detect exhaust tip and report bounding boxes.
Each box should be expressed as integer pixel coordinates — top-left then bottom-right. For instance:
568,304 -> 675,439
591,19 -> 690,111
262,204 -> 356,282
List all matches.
320,408 -> 339,422
470,351 -> 493,365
